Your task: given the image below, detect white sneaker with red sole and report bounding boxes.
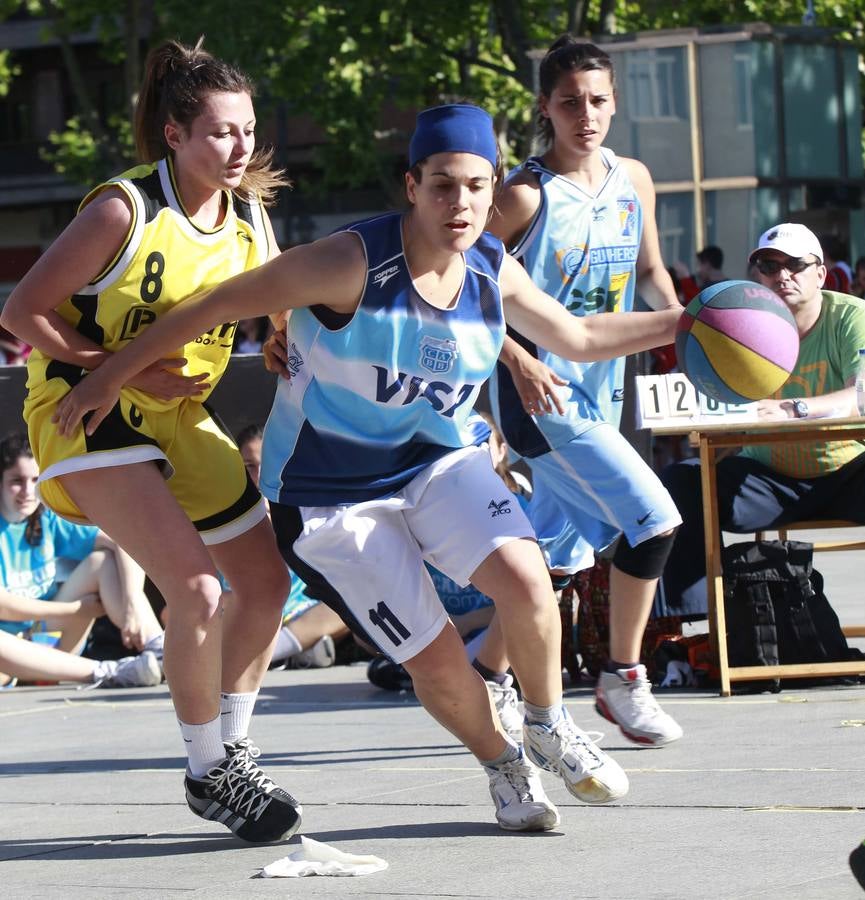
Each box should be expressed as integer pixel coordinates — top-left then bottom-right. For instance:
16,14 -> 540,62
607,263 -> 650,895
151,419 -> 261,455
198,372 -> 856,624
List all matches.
595,664 -> 683,747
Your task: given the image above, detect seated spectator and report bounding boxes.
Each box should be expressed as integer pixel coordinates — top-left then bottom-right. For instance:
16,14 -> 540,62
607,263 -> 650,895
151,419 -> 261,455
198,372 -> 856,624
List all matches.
671,245 -> 727,303
820,234 -> 852,295
232,316 -> 271,355
235,424 -> 350,668
0,433 -> 164,684
670,261 -> 699,303
694,245 -> 727,287
0,628 -> 161,689
657,224 -> 865,618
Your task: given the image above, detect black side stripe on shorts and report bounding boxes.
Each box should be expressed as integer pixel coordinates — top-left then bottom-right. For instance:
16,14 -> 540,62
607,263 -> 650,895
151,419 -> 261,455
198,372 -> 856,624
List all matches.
193,472 -> 261,533
269,501 -> 378,653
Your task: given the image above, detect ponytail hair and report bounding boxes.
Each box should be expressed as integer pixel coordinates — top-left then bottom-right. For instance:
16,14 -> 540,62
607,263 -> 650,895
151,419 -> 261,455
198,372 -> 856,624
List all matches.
537,36 -> 616,145
0,433 -> 43,547
134,37 -> 290,205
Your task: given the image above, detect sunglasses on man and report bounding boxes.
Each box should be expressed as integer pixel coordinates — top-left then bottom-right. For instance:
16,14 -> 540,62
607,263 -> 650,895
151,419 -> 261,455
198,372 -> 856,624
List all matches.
753,256 -> 818,276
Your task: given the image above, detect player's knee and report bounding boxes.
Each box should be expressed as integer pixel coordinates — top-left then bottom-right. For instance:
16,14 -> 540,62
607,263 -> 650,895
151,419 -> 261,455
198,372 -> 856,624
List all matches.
236,562 -> 291,615
491,564 -> 555,618
612,528 -> 678,580
403,626 -> 468,685
181,573 -> 224,625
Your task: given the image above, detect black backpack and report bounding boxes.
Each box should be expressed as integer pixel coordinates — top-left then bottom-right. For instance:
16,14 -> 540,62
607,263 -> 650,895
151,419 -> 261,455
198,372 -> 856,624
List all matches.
722,540 -> 853,692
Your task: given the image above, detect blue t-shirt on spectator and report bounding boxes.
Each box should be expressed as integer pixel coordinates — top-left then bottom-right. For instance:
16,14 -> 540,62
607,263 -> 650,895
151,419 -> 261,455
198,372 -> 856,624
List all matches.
0,509 -> 98,634
426,565 -> 492,616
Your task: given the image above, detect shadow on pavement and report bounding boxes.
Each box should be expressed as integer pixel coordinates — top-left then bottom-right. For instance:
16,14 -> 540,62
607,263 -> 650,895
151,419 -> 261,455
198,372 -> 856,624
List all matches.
2,820 -> 566,863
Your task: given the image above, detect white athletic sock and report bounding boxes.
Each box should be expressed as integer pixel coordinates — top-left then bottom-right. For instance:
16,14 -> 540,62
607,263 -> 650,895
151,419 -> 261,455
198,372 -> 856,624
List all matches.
479,738 -> 521,768
179,715 -> 225,777
523,699 -> 564,726
271,625 -> 303,664
220,690 -> 258,744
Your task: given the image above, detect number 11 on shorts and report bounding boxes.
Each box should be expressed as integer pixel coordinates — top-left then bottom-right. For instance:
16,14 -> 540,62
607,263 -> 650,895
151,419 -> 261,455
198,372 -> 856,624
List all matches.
369,601 -> 411,647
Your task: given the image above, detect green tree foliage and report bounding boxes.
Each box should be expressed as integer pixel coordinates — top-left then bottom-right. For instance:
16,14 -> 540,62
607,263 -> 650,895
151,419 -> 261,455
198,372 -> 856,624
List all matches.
22,0 -> 144,179
4,0 -> 865,189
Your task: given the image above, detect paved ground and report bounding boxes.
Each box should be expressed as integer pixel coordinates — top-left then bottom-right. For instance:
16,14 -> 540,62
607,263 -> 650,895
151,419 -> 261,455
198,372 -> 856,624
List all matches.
2,528 -> 864,899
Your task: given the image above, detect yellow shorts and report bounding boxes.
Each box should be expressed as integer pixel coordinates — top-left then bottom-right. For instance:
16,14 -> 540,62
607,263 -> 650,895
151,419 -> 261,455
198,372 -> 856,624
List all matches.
24,368 -> 265,545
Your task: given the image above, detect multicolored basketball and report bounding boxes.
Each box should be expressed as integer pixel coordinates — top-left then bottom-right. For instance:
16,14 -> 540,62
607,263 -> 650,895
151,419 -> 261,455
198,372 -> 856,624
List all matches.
675,280 -> 799,404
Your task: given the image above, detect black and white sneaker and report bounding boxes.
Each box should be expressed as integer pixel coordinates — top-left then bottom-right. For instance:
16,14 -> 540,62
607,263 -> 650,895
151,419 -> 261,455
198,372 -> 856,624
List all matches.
224,738 -> 302,810
185,743 -> 302,843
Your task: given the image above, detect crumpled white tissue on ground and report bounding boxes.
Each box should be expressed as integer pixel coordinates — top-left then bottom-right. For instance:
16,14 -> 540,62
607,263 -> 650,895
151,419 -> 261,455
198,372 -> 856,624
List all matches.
262,836 -> 388,878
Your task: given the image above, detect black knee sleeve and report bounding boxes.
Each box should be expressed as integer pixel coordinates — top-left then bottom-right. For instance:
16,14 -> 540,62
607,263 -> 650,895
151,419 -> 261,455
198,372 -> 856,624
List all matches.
612,528 -> 678,580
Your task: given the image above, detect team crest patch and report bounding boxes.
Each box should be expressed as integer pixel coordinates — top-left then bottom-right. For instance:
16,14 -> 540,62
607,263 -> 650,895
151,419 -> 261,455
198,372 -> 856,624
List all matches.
286,341 -> 304,376
556,244 -> 589,281
617,199 -> 637,238
419,336 -> 458,374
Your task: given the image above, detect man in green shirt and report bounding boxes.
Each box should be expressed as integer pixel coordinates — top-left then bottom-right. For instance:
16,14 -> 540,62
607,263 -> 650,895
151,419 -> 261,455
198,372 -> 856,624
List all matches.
657,223 -> 865,617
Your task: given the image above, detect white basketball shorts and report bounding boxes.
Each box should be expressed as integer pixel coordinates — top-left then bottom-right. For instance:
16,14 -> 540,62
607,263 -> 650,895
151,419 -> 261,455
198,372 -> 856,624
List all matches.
292,445 -> 536,663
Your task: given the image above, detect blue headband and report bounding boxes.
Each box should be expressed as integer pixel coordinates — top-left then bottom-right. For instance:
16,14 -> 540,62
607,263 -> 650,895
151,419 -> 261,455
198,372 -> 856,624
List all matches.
409,104 -> 498,169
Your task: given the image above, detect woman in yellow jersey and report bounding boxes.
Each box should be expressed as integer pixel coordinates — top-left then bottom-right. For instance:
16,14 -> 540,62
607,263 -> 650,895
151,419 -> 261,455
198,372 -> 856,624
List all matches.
1,39 -> 301,844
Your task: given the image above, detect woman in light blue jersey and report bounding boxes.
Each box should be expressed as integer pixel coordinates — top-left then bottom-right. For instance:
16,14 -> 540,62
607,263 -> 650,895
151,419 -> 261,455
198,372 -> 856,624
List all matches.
50,103 -> 682,834
0,432 -> 163,688
487,36 -> 684,748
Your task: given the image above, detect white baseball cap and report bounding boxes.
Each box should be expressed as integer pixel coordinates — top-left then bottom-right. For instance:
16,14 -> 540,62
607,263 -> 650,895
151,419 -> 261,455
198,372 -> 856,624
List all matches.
749,223 -> 823,264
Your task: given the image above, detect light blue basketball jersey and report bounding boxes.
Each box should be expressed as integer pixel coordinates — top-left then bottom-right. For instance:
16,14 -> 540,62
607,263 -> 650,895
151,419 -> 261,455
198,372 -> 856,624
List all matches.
0,509 -> 98,635
260,212 -> 506,506
490,149 -> 642,457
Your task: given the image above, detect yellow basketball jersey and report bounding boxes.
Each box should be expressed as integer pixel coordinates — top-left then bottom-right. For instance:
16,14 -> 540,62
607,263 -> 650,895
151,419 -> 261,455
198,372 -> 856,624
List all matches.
26,156 -> 270,409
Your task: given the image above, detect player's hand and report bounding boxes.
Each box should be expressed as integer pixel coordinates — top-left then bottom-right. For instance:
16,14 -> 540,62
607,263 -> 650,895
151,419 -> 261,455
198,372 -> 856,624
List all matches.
270,310 -> 288,333
127,357 -> 209,400
52,367 -> 124,437
756,399 -> 790,420
119,610 -> 147,651
263,330 -> 291,379
510,354 -> 569,416
77,593 -> 105,622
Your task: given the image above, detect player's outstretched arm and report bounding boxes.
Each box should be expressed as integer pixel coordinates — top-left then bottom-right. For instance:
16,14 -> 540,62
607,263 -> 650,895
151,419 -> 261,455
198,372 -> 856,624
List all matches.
500,255 -> 682,363
53,231 -> 366,436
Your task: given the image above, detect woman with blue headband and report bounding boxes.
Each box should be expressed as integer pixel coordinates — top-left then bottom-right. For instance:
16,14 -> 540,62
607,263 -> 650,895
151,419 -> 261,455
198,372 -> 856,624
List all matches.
487,37 -> 685,748
48,102 -> 682,833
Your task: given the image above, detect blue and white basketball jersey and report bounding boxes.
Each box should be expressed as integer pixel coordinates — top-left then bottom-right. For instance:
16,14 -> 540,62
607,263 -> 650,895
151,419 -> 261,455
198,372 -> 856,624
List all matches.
490,149 -> 643,457
260,212 -> 506,506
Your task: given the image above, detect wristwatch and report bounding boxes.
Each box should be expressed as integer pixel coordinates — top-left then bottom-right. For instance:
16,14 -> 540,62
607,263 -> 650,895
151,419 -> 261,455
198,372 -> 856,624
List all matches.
791,399 -> 809,419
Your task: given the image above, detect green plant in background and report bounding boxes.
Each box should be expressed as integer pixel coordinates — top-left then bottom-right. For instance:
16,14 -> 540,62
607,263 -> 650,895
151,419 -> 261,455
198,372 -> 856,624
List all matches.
2,0 -> 864,191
